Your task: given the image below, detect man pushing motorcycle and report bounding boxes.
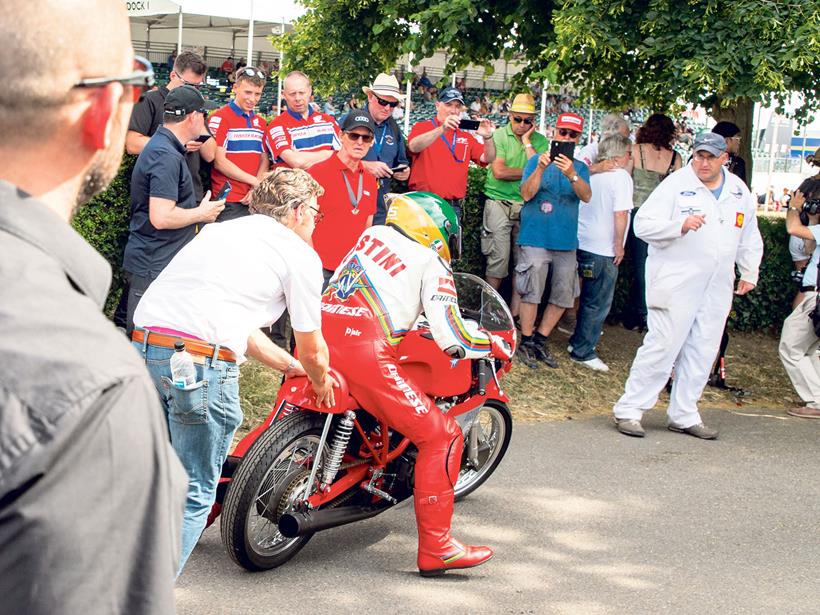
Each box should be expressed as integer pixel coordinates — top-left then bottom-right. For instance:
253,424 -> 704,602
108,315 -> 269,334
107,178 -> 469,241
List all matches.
321,191 -> 512,576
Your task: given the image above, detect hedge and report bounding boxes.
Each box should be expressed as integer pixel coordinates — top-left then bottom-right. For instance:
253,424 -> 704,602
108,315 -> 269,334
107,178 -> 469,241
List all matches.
74,160 -> 794,332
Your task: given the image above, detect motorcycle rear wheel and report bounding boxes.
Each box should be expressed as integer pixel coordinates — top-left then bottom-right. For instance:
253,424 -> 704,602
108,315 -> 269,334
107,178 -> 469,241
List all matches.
454,401 -> 512,501
221,412 -> 327,571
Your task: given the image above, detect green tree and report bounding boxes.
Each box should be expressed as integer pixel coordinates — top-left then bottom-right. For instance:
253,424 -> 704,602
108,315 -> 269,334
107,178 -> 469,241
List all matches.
284,0 -> 820,179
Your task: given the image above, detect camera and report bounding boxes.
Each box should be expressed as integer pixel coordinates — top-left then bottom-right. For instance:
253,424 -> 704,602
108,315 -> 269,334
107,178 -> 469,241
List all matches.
802,199 -> 820,216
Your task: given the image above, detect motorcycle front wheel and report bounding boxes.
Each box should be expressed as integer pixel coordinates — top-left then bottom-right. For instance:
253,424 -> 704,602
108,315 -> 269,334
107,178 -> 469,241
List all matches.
221,412 -> 327,571
454,401 -> 513,501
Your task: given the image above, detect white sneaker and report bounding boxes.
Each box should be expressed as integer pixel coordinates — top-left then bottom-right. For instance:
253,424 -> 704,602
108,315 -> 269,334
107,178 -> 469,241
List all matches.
571,356 -> 609,372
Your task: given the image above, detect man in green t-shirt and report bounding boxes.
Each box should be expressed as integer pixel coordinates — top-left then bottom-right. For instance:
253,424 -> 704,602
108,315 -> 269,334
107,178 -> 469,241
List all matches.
482,93 -> 549,294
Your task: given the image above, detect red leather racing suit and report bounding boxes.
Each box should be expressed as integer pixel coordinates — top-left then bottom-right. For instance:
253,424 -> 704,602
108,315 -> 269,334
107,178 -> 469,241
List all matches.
322,225 -> 492,493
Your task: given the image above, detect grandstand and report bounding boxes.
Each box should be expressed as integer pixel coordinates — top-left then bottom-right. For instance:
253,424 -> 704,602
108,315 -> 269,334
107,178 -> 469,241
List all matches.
135,39 -> 664,143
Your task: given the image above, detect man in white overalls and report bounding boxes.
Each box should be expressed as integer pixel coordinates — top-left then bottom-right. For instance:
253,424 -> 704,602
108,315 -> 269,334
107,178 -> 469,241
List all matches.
613,133 -> 763,439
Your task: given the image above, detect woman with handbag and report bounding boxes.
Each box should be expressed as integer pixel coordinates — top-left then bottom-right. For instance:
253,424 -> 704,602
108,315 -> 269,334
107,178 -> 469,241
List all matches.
623,113 -> 682,331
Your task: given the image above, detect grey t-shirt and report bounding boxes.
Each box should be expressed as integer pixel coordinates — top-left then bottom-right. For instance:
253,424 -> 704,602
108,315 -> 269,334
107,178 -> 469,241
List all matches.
0,181 -> 186,614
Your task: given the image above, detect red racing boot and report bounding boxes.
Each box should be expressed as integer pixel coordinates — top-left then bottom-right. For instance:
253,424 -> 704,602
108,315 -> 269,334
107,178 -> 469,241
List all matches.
414,489 -> 493,577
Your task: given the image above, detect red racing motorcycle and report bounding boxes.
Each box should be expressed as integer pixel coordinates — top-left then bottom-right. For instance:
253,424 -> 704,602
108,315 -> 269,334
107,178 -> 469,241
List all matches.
217,273 -> 516,571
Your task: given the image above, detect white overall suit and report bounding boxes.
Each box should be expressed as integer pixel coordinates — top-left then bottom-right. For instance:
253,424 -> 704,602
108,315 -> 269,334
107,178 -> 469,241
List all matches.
613,165 -> 763,427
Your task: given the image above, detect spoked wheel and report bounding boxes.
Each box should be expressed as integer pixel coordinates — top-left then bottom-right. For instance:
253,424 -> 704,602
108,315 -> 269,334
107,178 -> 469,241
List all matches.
454,401 -> 512,501
221,412 -> 327,571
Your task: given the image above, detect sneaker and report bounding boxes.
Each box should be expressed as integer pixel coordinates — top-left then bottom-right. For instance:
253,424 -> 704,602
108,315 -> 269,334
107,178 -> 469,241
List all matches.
614,418 -> 645,438
787,406 -> 820,419
667,422 -> 718,440
525,340 -> 558,368
515,343 -> 539,369
571,356 -> 610,372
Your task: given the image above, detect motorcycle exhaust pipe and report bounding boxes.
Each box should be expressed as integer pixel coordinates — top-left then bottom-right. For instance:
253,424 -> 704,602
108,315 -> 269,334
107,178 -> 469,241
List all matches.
278,505 -> 383,538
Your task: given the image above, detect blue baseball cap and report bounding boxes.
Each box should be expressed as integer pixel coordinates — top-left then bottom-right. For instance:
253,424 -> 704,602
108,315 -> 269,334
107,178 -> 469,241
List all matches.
438,86 -> 464,104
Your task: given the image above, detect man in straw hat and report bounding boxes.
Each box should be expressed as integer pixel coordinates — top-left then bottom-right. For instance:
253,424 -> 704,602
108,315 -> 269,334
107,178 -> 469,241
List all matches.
358,73 -> 411,224
482,93 -> 549,298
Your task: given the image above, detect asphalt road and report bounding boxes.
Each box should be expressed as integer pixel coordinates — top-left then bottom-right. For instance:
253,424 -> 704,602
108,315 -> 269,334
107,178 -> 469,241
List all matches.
176,408 -> 820,615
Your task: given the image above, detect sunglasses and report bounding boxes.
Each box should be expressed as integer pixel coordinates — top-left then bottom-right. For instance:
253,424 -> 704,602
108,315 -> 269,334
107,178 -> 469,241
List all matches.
73,55 -> 154,103
558,129 -> 580,138
374,95 -> 399,108
307,205 -> 324,223
345,131 -> 374,143
238,67 -> 266,80
511,116 -> 534,125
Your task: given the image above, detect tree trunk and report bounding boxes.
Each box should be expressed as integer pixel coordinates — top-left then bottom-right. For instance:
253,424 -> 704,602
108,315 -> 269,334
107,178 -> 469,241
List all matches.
712,96 -> 755,187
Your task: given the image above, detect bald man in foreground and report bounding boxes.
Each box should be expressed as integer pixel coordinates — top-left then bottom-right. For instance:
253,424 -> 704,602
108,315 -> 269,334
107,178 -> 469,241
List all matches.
0,2 -> 187,613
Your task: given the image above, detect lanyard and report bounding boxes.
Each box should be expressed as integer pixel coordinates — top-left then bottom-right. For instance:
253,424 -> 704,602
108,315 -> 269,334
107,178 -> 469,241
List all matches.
372,123 -> 388,158
341,170 -> 363,215
432,118 -> 464,163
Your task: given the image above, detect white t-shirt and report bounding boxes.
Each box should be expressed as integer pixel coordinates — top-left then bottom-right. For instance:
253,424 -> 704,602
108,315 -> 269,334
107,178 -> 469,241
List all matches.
789,234 -> 810,262
134,215 -> 323,362
578,142 -> 599,167
800,226 -> 820,287
577,168 -> 634,257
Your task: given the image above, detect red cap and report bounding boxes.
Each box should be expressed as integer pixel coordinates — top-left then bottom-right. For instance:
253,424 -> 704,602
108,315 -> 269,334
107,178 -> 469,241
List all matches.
556,113 -> 584,131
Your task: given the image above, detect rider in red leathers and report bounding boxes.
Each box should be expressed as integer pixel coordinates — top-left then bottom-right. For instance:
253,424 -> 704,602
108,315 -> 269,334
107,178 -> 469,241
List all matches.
321,191 -> 511,576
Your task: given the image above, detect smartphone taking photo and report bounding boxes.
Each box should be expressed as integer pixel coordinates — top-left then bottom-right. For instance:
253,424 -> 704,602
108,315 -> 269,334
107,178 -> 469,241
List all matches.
195,134 -> 212,143
458,119 -> 480,131
549,140 -> 575,161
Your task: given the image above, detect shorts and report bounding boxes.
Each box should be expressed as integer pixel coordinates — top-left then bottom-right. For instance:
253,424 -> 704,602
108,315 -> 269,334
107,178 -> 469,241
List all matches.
481,199 -> 522,279
514,246 -> 577,307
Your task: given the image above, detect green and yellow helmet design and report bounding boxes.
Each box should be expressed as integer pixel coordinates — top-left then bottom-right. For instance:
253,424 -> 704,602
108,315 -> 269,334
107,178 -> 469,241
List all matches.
385,192 -> 461,261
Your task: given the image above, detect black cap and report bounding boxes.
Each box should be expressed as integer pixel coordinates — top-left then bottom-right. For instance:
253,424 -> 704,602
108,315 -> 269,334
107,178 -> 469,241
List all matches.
164,85 -> 219,117
438,86 -> 464,104
341,110 -> 375,134
712,121 -> 740,138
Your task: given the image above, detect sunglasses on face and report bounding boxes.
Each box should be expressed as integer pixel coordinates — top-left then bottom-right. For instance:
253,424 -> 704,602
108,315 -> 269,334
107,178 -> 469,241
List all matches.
374,95 -> 399,108
307,205 -> 324,223
73,55 -> 154,103
511,116 -> 534,125
558,128 -> 580,138
345,131 -> 374,143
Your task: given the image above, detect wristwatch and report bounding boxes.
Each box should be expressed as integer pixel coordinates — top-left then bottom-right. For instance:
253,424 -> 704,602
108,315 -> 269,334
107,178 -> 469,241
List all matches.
570,174 -> 579,184
524,143 -> 534,149
285,356 -> 298,372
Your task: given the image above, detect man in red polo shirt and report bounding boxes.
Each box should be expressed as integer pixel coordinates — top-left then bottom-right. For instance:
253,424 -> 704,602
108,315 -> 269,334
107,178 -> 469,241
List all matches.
208,66 -> 268,221
408,86 -> 496,220
309,111 -> 378,286
267,70 -> 341,170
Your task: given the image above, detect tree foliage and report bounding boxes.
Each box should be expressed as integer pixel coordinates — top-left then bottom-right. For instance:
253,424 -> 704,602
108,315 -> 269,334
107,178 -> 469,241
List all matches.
283,0 -> 820,121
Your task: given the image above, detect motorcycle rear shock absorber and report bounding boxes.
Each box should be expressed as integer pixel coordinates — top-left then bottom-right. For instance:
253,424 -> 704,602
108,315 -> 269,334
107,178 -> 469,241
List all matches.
320,410 -> 356,489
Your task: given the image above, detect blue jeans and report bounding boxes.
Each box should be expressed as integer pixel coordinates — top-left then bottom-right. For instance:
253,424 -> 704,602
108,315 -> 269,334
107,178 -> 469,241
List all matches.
569,250 -> 619,361
132,339 -> 242,576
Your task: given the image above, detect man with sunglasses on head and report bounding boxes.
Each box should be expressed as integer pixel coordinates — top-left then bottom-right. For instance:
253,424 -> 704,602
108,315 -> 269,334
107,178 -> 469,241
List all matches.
516,113 -> 592,368
482,93 -> 549,297
209,66 -> 269,221
408,86 -> 496,221
122,86 -> 226,334
266,70 -> 342,170
133,168 -> 336,575
352,73 -> 411,225
0,2 -> 187,613
308,112 -> 379,286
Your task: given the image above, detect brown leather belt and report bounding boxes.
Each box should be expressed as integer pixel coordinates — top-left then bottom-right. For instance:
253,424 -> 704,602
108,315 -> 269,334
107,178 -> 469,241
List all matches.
132,329 -> 237,363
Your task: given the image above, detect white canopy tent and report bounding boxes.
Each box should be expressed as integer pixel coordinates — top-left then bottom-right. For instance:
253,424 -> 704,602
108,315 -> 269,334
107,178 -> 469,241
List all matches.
126,1 -> 301,64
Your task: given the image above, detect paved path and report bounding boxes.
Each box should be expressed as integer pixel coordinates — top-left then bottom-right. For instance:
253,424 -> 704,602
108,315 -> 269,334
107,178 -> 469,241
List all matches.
176,408 -> 820,615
